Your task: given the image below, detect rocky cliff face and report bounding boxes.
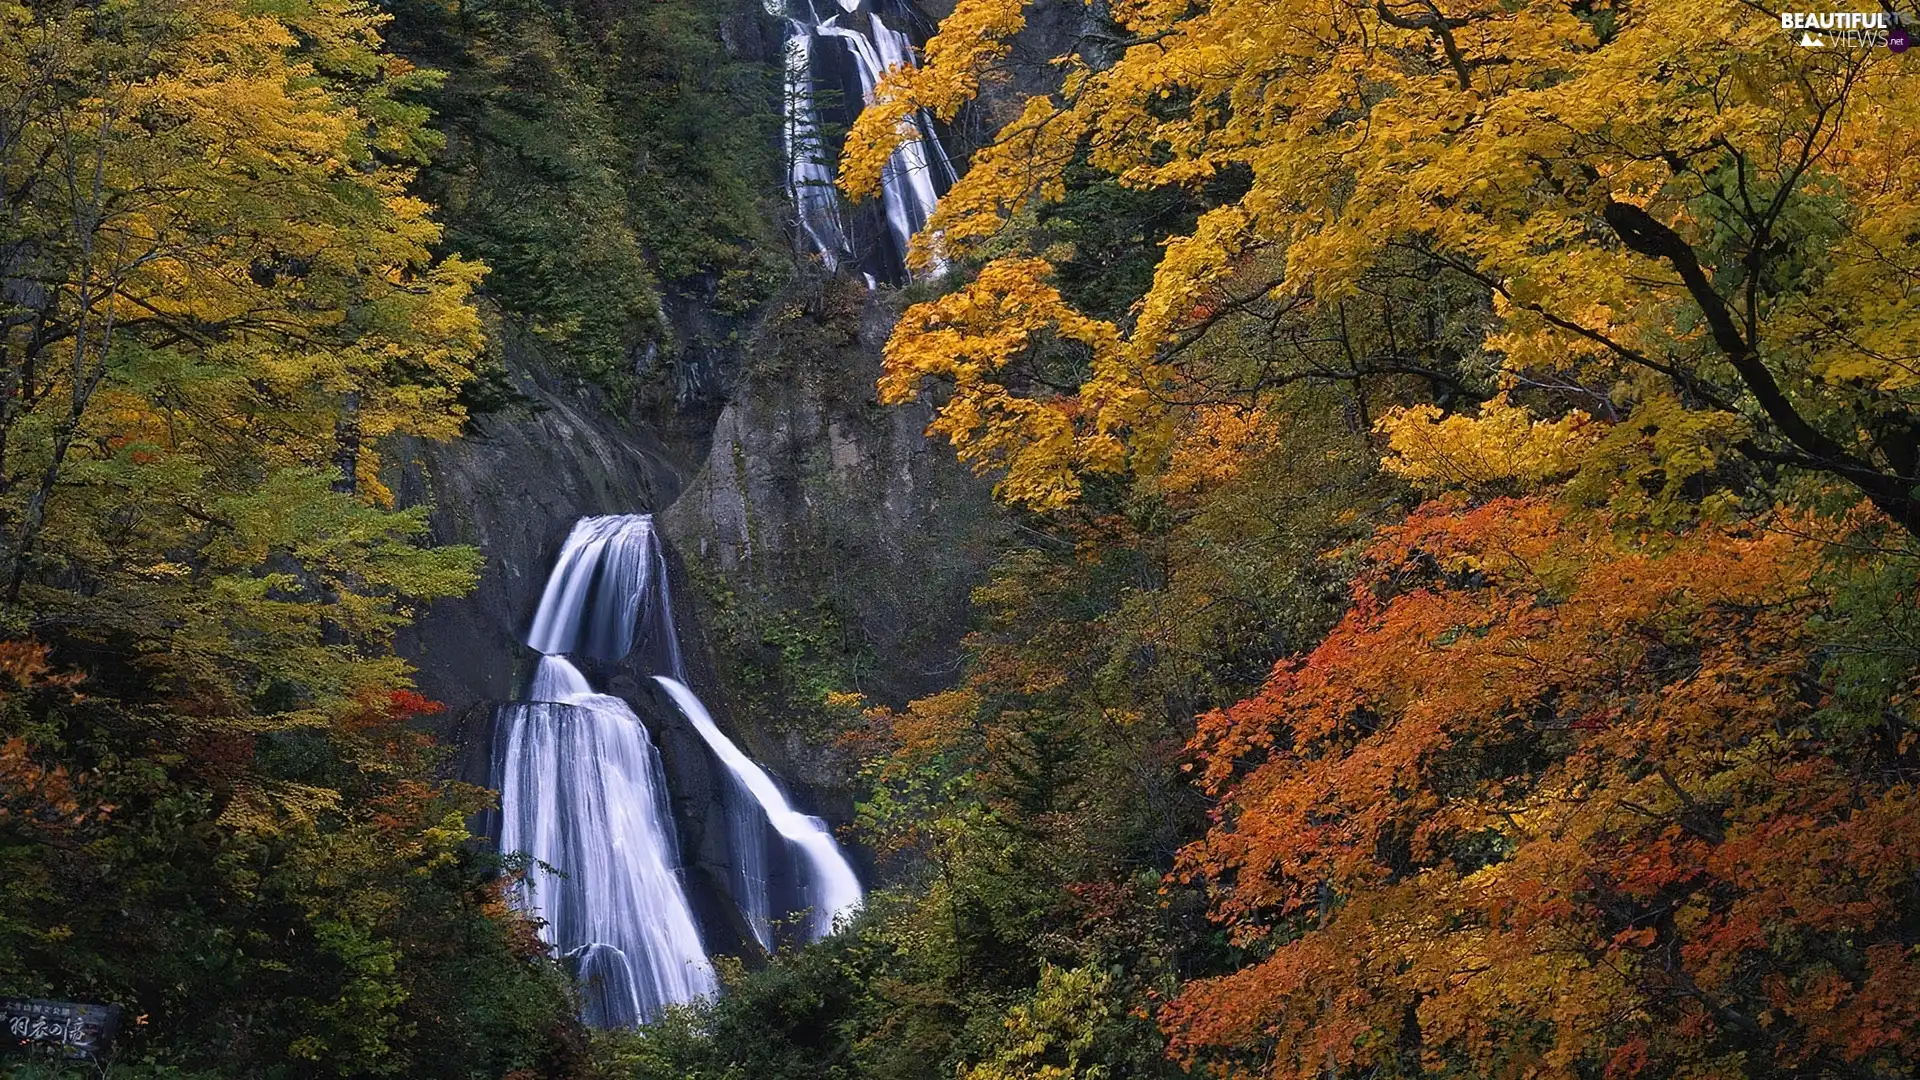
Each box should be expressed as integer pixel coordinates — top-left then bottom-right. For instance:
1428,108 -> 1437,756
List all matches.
392,279 -> 1002,926
390,352 -> 692,734
385,0 -> 1060,945
662,280 -> 1008,791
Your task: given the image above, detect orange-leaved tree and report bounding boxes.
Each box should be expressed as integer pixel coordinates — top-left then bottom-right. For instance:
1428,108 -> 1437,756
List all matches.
1164,482 -> 1920,1077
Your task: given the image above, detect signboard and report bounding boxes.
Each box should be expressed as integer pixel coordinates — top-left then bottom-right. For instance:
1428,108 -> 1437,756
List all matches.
1,997 -> 122,1060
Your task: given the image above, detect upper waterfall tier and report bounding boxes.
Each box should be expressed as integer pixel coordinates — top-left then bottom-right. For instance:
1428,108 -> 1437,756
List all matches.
526,515 -> 682,665
779,0 -> 955,285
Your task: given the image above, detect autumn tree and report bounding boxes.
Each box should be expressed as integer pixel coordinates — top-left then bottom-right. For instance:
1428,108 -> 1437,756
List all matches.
1156,393 -> 1920,1077
845,0 -> 1920,529
827,6 -> 1920,1075
0,0 -> 599,1073
1,0 -> 484,715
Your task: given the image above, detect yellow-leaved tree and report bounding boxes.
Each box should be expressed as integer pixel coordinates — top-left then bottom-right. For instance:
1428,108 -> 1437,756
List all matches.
844,0 -> 1920,529
1,0 -> 484,720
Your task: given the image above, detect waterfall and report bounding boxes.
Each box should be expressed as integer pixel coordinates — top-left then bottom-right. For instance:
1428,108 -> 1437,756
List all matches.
639,519 -> 862,950
493,657 -> 714,1026
784,27 -> 850,275
777,0 -> 952,283
526,515 -> 678,662
654,676 -> 865,940
871,16 -> 958,195
494,513 -> 864,1026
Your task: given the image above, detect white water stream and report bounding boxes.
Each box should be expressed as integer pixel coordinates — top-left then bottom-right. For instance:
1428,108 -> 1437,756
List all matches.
494,514 -> 863,1026
777,0 -> 953,282
494,657 -> 714,1026
655,676 -> 864,940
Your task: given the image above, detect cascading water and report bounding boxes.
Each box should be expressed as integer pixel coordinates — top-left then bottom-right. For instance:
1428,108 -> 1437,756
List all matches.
775,0 -> 955,284
783,29 -> 851,276
654,677 -> 864,941
639,519 -> 864,949
495,656 -> 714,1026
526,514 -> 678,662
493,513 -> 864,1027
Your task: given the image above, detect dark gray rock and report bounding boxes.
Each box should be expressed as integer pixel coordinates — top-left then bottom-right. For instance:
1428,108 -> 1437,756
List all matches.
661,281 -> 1008,791
391,273 -> 1004,953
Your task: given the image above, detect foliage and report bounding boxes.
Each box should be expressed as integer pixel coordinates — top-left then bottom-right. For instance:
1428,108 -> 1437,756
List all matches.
0,0 -> 486,710
0,0 -> 587,1073
0,648 -> 591,1077
1377,392 -> 1601,492
961,964 -> 1138,1080
387,0 -> 788,390
806,5 -> 1920,1079
1168,491 -> 1920,1079
877,257 -> 1126,509
608,939 -> 866,1080
628,388 -> 1387,1080
395,0 -> 667,388
849,0 -> 1920,534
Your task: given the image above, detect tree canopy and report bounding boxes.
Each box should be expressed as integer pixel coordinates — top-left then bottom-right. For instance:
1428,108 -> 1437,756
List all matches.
847,0 -> 1920,529
1,0 -> 589,1072
6,0 -> 1920,1076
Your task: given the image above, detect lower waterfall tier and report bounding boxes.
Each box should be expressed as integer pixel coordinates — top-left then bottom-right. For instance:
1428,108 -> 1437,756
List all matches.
492,693 -> 715,1026
494,515 -> 865,1027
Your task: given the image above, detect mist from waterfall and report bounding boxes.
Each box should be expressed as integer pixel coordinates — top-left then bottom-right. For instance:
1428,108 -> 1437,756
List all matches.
777,0 -> 954,284
494,513 -> 864,1026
